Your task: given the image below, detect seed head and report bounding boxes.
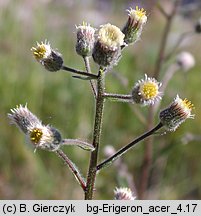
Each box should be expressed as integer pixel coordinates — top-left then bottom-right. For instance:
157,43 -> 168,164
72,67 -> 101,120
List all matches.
176,51 -> 195,72
8,105 -> 62,151
31,40 -> 63,72
159,95 -> 194,131
76,22 -> 96,57
114,187 -> 136,200
104,145 -> 116,158
132,74 -> 162,106
92,23 -> 125,67
122,6 -> 147,44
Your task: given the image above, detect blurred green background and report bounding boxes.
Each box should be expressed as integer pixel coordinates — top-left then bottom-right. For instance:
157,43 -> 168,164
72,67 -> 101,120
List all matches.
0,0 -> 201,199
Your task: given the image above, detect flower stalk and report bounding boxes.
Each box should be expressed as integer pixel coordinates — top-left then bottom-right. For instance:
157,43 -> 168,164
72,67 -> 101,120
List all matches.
61,65 -> 98,79
97,122 -> 163,171
55,149 -> 86,191
83,56 -> 97,97
104,93 -> 133,102
154,0 -> 181,78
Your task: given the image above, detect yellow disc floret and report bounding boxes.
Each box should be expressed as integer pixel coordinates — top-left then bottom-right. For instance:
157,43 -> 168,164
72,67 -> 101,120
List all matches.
135,6 -> 146,18
30,128 -> 43,144
128,6 -> 147,24
141,81 -> 158,99
174,96 -> 194,118
182,98 -> 194,110
31,41 -> 51,61
132,74 -> 162,106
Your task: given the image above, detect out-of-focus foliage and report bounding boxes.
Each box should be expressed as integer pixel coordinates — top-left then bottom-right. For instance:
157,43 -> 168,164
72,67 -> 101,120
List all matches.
0,0 -> 201,199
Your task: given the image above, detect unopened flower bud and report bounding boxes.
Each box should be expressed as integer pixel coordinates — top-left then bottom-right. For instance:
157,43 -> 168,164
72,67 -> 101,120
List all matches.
8,105 -> 62,151
195,18 -> 201,33
176,51 -> 195,72
122,6 -> 147,44
31,41 -> 63,72
159,95 -> 194,131
132,74 -> 162,106
92,23 -> 125,67
114,187 -> 136,200
76,22 -> 96,57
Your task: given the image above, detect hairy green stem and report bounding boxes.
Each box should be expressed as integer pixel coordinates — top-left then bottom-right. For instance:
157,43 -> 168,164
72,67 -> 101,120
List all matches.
61,65 -> 98,79
85,69 -> 105,200
97,122 -> 163,171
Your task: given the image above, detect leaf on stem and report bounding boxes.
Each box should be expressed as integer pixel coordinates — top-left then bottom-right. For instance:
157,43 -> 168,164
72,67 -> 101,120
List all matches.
72,75 -> 96,80
62,139 -> 95,151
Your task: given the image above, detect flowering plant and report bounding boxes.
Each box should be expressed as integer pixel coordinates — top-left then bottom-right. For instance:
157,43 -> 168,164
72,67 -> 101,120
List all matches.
8,2 -> 196,199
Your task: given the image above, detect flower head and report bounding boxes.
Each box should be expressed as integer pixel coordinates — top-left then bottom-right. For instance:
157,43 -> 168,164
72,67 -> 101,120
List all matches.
128,6 -> 147,25
92,23 -> 125,67
114,187 -> 136,200
195,18 -> 201,33
8,105 -> 62,151
76,22 -> 96,57
132,74 -> 162,106
159,95 -> 194,131
31,40 -> 63,72
122,6 -> 147,44
31,41 -> 52,61
98,23 -> 125,49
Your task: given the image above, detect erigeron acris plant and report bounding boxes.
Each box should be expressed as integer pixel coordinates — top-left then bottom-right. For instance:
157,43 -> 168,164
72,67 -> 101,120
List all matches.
8,4 -> 195,200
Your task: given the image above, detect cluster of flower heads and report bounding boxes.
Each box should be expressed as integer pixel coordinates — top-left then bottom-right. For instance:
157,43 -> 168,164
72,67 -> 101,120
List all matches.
31,6 -> 147,70
8,105 -> 62,151
130,75 -> 194,130
29,5 -> 194,133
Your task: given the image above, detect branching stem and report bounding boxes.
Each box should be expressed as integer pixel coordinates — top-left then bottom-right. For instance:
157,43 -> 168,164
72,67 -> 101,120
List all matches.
55,149 -> 86,191
154,0 -> 181,78
83,57 -> 97,98
97,122 -> 163,171
61,65 -> 98,79
104,93 -> 133,103
85,68 -> 105,200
